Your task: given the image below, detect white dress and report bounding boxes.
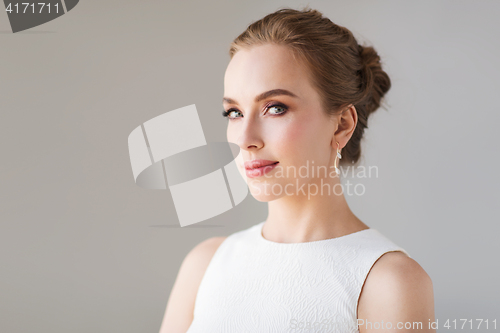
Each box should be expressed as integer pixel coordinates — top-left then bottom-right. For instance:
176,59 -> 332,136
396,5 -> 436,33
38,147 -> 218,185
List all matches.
186,221 -> 410,333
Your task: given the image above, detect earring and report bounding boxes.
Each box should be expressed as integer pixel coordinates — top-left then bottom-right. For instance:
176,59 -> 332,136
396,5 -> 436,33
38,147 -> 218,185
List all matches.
334,142 -> 342,176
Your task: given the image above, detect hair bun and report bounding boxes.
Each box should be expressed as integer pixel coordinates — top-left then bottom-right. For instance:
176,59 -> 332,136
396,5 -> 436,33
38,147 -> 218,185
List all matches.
357,44 -> 391,116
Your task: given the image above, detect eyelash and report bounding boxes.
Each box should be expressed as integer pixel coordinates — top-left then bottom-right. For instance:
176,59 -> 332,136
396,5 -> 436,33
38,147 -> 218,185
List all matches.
222,102 -> 288,119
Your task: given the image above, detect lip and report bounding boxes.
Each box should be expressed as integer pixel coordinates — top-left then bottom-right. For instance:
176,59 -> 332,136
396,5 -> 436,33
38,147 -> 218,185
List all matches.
244,159 -> 279,178
244,159 -> 279,170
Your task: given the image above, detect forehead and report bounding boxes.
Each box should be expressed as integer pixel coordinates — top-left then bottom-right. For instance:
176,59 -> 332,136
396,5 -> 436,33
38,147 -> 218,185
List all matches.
224,44 -> 312,100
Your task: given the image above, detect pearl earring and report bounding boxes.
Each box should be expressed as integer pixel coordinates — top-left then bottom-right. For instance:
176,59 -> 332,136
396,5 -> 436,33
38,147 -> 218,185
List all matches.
334,142 -> 342,176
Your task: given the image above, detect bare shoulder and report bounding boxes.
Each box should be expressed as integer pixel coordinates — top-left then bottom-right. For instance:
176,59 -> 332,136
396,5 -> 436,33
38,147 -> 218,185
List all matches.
186,236 -> 228,267
358,251 -> 436,332
158,236 -> 227,333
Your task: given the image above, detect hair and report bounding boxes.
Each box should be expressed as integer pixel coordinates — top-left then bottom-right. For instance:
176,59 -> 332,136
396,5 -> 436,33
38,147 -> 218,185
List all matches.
228,6 -> 391,166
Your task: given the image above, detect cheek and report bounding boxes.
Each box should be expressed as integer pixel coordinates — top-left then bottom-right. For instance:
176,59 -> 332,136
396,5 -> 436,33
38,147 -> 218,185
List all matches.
268,118 -> 311,156
270,116 -> 330,164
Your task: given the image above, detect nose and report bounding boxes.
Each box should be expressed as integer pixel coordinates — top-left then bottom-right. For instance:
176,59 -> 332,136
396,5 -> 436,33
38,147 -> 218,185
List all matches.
228,116 -> 264,152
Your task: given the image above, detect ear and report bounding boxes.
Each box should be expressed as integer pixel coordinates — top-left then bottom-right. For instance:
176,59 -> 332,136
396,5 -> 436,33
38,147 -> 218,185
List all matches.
333,104 -> 357,151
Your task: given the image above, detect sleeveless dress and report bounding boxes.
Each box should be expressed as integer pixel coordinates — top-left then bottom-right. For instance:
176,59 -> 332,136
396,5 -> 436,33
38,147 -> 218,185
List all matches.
186,221 -> 410,333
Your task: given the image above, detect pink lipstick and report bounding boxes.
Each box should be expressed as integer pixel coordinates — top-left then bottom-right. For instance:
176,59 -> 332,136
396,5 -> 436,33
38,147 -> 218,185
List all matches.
244,159 -> 279,178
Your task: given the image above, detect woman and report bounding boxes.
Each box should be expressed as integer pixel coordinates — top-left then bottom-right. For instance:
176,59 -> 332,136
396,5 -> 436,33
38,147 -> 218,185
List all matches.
160,7 -> 435,333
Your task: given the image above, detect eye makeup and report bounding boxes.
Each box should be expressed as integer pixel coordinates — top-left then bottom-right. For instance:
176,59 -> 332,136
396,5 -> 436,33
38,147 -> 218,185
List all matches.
222,102 -> 289,119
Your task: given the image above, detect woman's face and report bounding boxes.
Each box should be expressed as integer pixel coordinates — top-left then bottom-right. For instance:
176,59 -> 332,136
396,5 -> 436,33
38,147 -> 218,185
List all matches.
223,43 -> 338,202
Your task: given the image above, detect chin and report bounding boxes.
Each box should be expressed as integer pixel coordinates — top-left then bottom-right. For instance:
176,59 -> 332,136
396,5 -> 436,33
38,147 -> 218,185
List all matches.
250,192 -> 283,202
247,179 -> 285,202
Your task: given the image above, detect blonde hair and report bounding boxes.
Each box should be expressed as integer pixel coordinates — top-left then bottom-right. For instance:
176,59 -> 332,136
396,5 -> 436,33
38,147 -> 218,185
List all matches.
229,6 -> 391,165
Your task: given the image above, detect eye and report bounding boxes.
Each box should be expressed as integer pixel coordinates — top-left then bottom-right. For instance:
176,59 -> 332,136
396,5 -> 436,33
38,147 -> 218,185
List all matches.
266,103 -> 288,116
222,109 -> 242,119
222,103 -> 289,120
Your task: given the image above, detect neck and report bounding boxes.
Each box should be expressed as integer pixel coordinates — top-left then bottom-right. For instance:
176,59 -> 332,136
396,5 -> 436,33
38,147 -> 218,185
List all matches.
263,177 -> 368,243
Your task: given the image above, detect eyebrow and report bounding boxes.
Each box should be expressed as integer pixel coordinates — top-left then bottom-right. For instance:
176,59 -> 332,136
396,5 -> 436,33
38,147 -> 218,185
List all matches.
222,89 -> 298,105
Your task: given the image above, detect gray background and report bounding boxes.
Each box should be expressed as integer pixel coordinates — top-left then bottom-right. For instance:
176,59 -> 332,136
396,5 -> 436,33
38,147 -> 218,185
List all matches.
1,0 -> 499,332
